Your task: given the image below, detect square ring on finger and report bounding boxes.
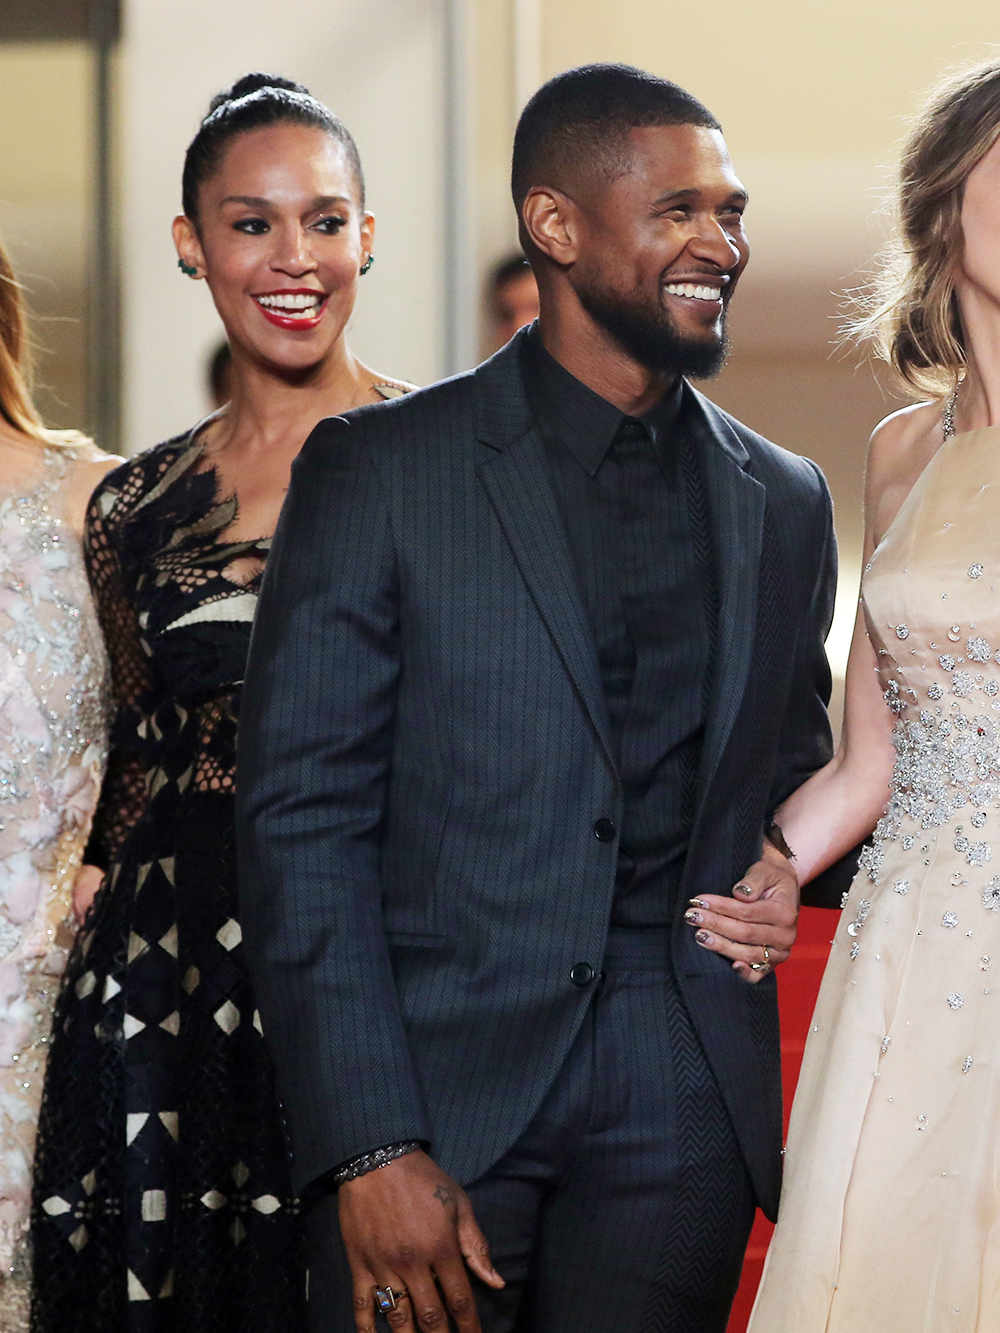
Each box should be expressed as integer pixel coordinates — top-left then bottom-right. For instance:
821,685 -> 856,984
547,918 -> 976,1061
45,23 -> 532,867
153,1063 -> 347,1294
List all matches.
375,1287 -> 408,1313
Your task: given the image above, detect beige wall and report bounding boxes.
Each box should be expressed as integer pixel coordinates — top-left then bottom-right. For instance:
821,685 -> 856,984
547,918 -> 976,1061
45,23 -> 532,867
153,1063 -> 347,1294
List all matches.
0,41 -> 93,431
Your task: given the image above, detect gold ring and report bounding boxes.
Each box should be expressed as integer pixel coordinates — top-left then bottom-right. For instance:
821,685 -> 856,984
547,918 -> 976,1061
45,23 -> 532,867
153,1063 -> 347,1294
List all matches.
750,945 -> 772,972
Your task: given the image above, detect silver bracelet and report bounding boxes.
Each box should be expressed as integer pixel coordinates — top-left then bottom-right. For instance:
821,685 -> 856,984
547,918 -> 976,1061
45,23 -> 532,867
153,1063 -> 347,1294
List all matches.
332,1140 -> 423,1186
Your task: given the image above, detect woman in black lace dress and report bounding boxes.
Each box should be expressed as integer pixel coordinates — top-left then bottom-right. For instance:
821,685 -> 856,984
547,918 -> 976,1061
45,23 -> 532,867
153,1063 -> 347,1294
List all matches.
30,74 -> 411,1332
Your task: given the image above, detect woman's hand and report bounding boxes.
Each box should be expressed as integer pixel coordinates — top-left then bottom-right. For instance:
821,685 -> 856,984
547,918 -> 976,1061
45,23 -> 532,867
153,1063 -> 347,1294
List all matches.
684,842 -> 799,984
72,864 -> 105,922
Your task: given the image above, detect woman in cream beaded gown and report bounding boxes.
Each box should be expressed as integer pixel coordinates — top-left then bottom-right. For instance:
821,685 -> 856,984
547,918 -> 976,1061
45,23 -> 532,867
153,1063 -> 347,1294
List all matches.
733,56 -> 1000,1333
0,241 -> 116,1327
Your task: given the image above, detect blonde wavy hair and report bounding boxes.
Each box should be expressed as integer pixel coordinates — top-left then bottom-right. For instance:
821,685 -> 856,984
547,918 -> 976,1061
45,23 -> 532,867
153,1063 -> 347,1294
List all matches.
851,55 -> 1000,398
0,238 -> 90,451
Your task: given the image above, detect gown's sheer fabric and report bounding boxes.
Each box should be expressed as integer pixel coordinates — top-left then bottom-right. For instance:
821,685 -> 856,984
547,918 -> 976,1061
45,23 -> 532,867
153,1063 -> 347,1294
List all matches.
0,447 -> 108,1330
30,433 -> 306,1332
751,425 -> 1000,1331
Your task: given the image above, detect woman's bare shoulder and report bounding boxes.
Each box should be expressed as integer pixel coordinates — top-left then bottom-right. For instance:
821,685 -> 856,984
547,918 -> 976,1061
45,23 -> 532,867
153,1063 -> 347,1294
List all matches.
865,399 -> 943,545
868,400 -> 940,469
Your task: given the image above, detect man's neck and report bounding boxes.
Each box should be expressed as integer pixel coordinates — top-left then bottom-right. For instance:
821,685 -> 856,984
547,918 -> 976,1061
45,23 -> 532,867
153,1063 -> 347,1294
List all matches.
536,307 -> 677,418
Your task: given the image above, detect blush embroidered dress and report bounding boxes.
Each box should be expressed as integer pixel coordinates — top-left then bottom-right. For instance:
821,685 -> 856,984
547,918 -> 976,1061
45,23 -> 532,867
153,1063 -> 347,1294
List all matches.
0,446 -> 108,1331
751,424 -> 1000,1330
30,431 -> 306,1333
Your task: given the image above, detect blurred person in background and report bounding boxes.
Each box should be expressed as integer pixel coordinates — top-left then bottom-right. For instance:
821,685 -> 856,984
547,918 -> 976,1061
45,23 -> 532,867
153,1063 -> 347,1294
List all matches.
207,339 -> 233,409
689,54 -> 1000,1333
0,240 -> 118,1329
487,252 -> 539,352
30,73 -> 412,1333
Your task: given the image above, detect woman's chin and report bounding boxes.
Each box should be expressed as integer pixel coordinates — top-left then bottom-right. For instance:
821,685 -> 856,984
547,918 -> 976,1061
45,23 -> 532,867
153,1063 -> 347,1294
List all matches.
238,331 -> 339,379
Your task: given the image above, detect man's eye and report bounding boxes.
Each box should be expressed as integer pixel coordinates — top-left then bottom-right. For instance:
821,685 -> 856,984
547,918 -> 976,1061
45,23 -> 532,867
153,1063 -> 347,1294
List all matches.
234,218 -> 269,235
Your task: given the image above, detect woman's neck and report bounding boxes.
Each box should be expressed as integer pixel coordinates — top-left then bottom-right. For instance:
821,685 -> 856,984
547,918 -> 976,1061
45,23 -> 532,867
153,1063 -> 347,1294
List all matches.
207,340 -> 375,461
955,286 -> 1000,429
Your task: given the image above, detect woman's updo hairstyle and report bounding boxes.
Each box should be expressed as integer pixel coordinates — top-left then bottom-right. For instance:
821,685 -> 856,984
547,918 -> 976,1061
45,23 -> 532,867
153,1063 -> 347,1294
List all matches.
181,72 -> 365,225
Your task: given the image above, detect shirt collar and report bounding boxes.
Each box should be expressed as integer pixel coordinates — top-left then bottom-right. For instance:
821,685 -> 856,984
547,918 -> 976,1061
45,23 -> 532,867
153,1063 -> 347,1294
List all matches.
521,323 -> 684,477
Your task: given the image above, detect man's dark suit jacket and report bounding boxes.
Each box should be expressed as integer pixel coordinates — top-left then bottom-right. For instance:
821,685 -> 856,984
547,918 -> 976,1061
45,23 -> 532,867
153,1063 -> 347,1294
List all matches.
236,330 -> 842,1222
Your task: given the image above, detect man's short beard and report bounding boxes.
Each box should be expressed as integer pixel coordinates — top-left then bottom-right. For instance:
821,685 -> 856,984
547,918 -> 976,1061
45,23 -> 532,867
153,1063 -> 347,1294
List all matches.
576,278 -> 729,379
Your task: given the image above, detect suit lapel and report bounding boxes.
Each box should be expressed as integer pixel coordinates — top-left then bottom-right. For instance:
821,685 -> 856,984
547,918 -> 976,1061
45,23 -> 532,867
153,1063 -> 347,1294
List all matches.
477,437 -> 616,772
471,341 -> 768,792
473,334 -> 615,772
686,389 -> 766,828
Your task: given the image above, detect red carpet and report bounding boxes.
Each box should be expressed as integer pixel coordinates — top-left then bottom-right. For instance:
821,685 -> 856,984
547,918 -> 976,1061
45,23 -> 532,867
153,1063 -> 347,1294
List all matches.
726,906 -> 835,1332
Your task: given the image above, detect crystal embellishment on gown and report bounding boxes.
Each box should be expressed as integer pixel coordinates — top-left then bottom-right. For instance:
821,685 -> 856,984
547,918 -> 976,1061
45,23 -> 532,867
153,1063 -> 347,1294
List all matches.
969,637 -> 992,661
0,449 -> 108,1331
749,426 -> 1000,1332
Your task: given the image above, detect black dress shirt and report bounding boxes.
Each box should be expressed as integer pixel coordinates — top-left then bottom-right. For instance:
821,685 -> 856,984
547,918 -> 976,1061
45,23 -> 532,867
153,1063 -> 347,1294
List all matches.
521,326 -> 716,926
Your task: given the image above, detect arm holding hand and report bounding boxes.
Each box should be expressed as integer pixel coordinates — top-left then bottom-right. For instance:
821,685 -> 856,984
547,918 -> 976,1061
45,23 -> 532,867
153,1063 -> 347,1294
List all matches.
688,600 -> 895,980
690,427 -> 908,980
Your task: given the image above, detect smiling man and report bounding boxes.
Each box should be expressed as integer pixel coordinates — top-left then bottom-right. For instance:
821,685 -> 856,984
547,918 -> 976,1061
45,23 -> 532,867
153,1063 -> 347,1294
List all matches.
238,64 -> 842,1333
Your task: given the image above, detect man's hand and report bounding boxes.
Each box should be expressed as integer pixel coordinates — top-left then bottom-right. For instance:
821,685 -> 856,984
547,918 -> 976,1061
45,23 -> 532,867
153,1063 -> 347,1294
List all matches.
339,1149 -> 504,1332
683,841 -> 800,984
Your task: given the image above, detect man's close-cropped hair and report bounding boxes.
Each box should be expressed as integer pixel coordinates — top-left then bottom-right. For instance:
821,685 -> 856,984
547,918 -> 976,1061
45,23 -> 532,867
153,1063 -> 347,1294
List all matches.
511,63 -> 721,208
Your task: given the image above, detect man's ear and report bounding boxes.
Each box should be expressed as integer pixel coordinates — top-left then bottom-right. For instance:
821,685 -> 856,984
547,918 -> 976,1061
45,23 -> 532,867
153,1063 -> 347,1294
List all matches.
521,187 -> 580,267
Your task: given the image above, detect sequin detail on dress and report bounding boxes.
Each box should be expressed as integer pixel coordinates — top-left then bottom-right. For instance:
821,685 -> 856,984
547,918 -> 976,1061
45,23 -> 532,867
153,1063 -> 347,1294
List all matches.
0,448 -> 108,1330
749,424 -> 1000,1332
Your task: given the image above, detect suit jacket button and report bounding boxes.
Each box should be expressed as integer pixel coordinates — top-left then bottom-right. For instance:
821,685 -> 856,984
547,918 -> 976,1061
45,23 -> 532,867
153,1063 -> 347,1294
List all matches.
593,818 -> 616,843
570,962 -> 595,986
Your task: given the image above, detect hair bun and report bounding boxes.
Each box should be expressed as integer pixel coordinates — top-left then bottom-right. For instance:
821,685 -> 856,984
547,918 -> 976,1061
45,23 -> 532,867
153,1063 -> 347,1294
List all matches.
208,72 -> 310,116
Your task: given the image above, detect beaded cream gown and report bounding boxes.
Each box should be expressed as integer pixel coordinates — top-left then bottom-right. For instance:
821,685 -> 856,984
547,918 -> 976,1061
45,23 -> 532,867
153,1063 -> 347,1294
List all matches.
0,446 -> 108,1329
750,424 -> 1000,1331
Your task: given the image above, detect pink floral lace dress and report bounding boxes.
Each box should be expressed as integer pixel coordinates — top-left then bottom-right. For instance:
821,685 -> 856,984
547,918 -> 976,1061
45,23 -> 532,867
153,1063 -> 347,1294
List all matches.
0,446 -> 108,1329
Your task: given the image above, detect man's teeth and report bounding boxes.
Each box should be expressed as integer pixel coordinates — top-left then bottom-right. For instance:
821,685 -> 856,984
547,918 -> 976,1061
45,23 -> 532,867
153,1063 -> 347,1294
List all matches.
256,293 -> 323,314
664,283 -> 721,302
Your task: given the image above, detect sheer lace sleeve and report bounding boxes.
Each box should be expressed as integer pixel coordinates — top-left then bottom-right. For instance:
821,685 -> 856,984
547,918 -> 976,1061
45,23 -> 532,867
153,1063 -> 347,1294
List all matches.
82,468 -> 152,870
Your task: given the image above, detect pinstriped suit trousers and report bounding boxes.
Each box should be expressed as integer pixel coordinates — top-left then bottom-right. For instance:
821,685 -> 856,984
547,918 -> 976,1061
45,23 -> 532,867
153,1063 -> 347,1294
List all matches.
307,938 -> 755,1332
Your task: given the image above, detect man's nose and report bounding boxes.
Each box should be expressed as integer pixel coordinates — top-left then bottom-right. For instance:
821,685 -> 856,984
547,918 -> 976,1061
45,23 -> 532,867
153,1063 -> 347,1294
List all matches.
688,218 -> 743,271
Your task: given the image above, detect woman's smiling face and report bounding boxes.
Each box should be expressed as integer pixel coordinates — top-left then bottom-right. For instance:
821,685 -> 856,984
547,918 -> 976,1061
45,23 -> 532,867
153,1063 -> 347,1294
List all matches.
174,122 -> 373,374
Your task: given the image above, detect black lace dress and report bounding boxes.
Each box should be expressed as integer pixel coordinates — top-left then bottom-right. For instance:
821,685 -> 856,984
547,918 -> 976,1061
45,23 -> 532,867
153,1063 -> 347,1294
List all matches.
30,431 -> 306,1331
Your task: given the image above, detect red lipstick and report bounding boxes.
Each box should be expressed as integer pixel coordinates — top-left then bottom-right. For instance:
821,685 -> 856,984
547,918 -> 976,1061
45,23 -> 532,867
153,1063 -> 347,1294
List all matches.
253,288 -> 327,331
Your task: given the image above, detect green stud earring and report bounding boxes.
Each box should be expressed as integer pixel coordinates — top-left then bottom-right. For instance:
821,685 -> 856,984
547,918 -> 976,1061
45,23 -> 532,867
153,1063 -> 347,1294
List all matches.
177,259 -> 199,277
359,254 -> 374,275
